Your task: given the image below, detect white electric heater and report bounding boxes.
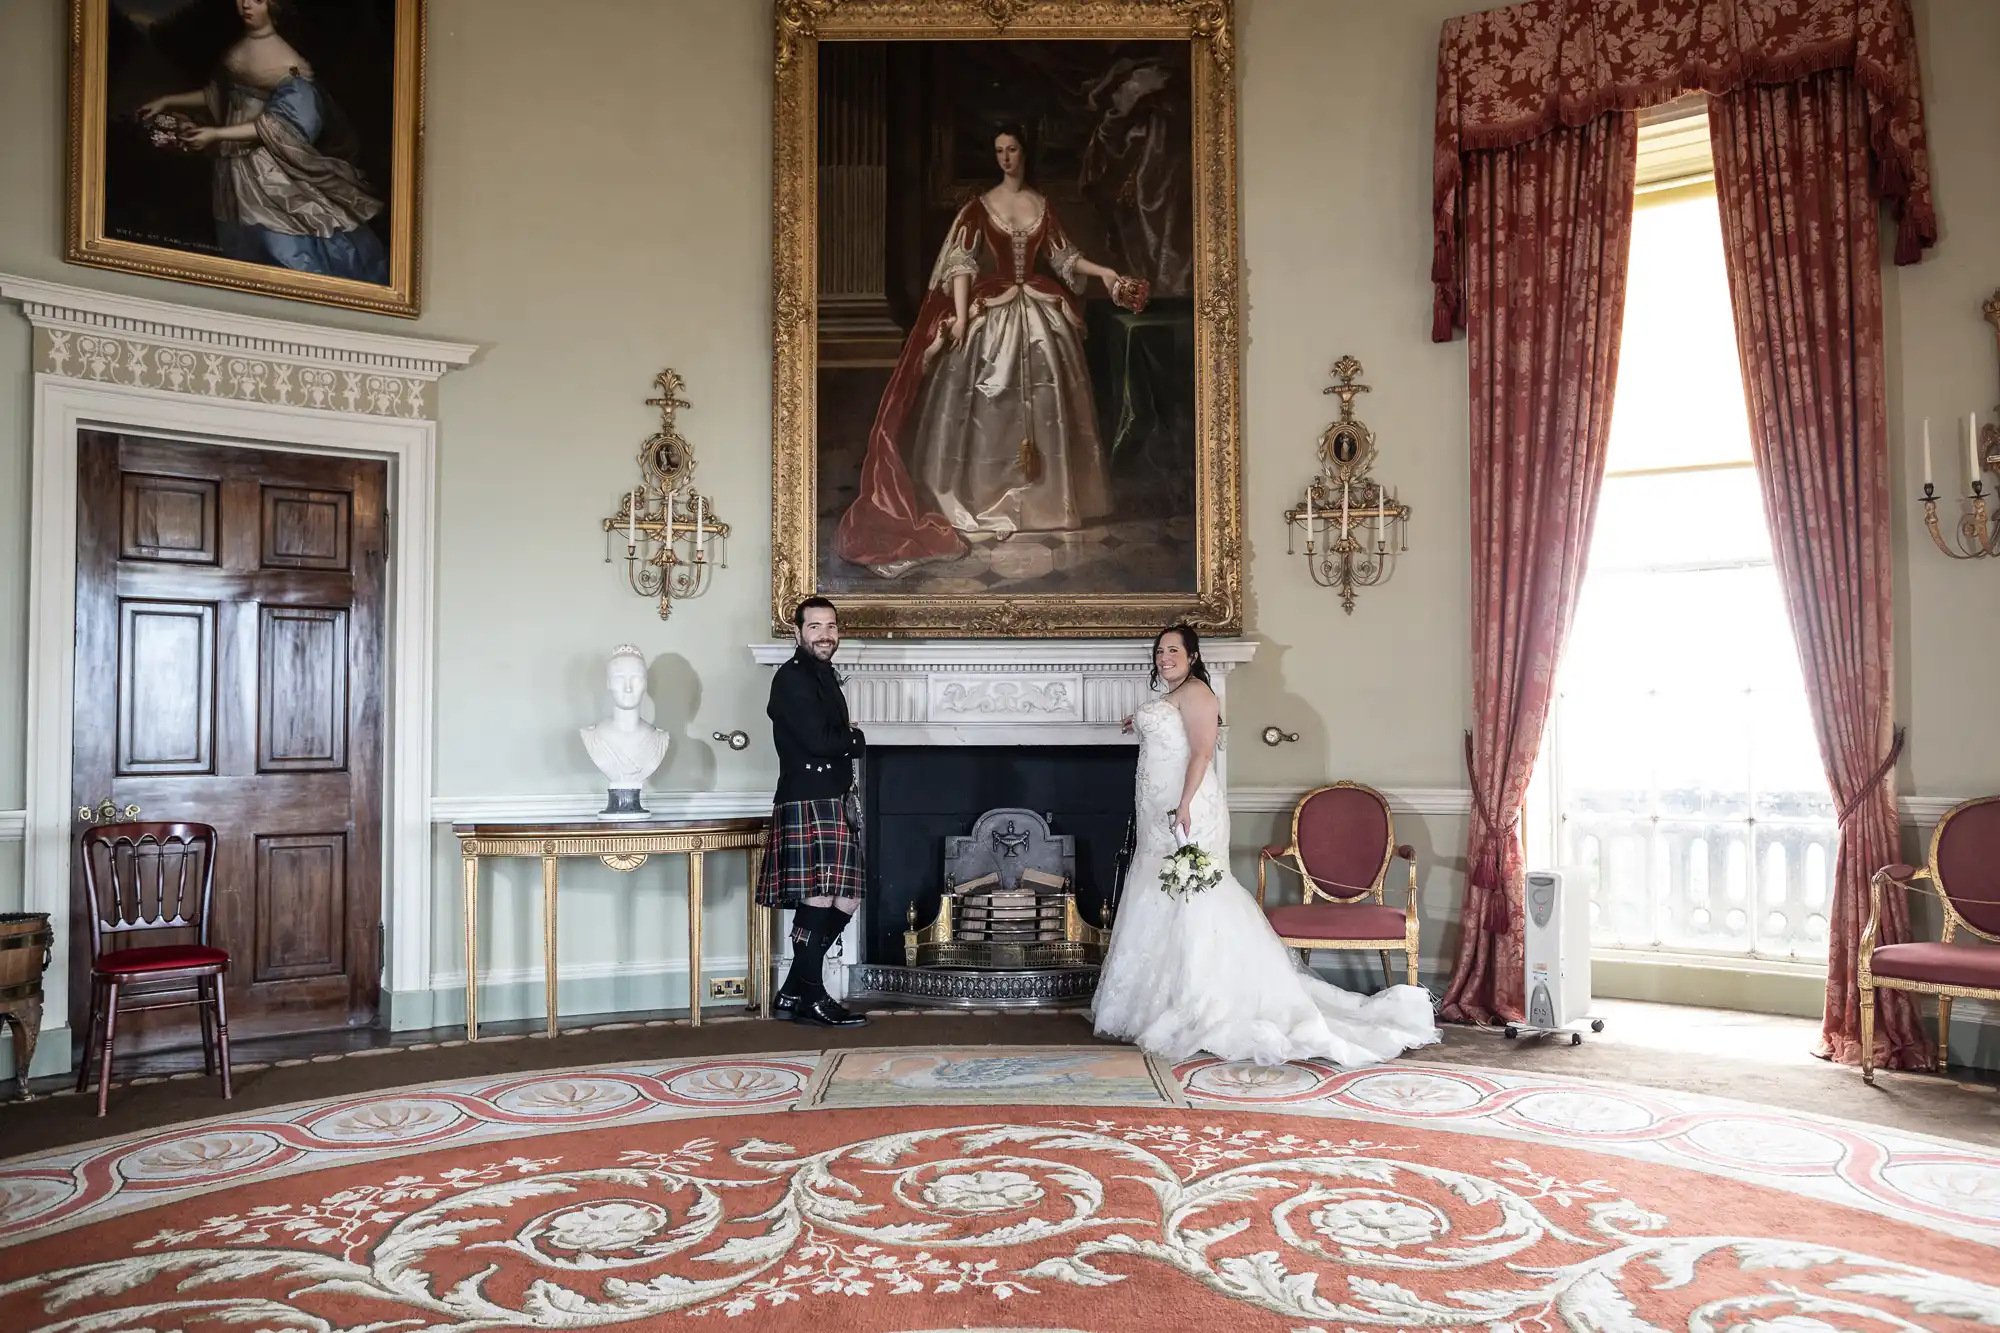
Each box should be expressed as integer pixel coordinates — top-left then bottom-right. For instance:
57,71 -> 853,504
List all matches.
1506,869 -> 1602,1045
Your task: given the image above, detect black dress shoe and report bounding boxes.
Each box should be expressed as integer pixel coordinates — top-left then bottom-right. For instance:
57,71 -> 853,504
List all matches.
792,995 -> 868,1027
772,988 -> 803,1018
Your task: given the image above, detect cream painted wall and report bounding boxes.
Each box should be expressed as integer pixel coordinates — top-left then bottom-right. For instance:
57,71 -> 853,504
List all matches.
0,1 -> 1996,1052
1886,0 -> 2000,794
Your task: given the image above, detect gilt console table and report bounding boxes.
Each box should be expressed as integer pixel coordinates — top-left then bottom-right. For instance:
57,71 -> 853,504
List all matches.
453,817 -> 769,1041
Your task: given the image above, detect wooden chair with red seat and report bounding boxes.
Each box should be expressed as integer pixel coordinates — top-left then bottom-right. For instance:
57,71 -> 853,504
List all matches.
1861,794 -> 2000,1086
76,823 -> 232,1115
1256,781 -> 1421,988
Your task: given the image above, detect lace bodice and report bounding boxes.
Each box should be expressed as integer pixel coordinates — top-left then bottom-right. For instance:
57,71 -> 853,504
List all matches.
1133,696 -> 1226,861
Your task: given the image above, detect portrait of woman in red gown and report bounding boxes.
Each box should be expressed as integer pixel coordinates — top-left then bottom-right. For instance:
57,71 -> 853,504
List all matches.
834,125 -> 1148,579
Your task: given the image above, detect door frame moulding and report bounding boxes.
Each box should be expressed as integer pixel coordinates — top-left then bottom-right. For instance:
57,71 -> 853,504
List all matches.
1,274 -> 475,1070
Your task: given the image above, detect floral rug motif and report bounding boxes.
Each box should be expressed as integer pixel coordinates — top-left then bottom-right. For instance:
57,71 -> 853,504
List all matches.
803,1045 -> 1186,1109
0,1050 -> 1996,1331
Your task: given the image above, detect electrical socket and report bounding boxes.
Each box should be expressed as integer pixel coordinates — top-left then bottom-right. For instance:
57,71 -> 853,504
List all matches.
707,976 -> 747,1000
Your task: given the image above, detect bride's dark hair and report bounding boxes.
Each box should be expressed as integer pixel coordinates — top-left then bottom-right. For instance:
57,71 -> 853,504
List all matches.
1148,622 -> 1212,691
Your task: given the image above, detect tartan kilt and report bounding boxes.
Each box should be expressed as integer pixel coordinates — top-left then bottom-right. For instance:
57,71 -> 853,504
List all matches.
756,798 -> 864,909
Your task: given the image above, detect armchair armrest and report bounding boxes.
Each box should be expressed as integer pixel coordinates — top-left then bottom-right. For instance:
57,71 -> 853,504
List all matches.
1862,867 -> 1892,962
1877,863 -> 1920,883
1394,843 -> 1415,861
1256,844 -> 1293,908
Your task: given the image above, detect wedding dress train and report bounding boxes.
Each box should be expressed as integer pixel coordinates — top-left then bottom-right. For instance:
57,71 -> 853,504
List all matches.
1091,697 -> 1440,1067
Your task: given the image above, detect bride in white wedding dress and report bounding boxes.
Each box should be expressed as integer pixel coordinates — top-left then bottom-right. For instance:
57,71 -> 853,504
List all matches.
1092,624 -> 1440,1067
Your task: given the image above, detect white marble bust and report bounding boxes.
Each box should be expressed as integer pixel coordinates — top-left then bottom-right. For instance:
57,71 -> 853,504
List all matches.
580,645 -> 668,814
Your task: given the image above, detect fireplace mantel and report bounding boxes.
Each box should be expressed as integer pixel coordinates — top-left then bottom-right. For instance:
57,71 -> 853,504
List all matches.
747,638 -> 1257,752
750,637 -> 1259,1007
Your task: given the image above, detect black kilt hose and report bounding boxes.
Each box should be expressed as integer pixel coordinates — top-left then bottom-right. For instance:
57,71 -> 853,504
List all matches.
760,647 -> 868,910
756,798 -> 864,909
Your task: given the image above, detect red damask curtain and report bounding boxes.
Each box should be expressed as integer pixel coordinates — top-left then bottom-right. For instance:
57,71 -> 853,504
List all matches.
1431,0 -> 1938,1029
1437,111 -> 1635,1026
1433,0 -> 1934,343
1708,68 -> 1929,1071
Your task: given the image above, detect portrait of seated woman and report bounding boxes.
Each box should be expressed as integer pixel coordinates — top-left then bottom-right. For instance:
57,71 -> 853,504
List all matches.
74,0 -> 418,314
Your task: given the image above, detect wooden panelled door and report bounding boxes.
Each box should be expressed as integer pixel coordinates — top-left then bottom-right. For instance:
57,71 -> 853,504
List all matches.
71,431 -> 387,1049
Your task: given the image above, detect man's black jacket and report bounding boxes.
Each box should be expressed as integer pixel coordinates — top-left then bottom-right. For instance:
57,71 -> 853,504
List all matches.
768,646 -> 864,803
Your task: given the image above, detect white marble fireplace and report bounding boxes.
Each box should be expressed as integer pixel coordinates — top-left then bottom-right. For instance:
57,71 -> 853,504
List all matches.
749,637 -> 1256,1000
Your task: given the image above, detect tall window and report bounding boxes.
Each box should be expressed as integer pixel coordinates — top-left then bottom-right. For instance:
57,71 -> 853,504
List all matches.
1531,111 -> 1833,966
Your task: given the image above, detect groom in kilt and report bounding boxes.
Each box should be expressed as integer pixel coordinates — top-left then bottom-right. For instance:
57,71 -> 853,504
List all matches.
757,596 -> 868,1027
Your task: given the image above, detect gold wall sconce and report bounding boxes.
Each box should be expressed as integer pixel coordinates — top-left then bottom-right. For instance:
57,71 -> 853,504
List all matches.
1917,292 -> 2000,561
1282,356 -> 1411,613
602,369 -> 731,619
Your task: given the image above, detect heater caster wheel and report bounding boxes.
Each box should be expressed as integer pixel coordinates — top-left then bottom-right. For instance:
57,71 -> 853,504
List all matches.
1590,1019 -> 1606,1033
1503,1024 -> 1519,1040
1570,1032 -> 1584,1046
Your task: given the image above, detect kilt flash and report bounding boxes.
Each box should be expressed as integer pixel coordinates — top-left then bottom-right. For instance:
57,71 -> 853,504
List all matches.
756,798 -> 864,909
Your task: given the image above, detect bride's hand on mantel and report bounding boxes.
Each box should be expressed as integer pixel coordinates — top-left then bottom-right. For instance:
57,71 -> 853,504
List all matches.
1119,714 -> 1134,734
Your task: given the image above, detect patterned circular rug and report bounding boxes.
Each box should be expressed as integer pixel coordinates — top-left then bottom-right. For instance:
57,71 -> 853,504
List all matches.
1,1046 -> 1994,1331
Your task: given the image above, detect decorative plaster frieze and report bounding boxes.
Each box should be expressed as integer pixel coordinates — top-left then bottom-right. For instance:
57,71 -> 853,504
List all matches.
1,273 -> 477,421
0,809 -> 23,841
934,677 -> 1080,717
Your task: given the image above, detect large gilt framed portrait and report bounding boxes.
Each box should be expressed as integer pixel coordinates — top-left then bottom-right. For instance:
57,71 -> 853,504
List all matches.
66,0 -> 424,318
770,0 -> 1241,636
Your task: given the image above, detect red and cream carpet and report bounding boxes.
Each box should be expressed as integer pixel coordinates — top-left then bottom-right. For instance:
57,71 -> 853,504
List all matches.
1,1045 -> 1994,1331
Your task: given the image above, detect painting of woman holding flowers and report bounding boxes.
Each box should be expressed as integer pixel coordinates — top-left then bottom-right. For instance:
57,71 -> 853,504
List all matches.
68,0 -> 420,315
135,0 -> 388,282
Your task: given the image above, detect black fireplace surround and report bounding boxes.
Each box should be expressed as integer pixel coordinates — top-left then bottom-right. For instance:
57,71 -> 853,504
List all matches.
859,745 -> 1138,968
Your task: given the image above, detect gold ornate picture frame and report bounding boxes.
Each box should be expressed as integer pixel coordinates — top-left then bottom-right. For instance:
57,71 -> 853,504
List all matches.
66,0 -> 425,318
770,0 -> 1241,637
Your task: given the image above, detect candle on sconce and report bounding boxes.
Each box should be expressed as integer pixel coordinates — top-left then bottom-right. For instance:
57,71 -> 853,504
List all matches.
1972,413 -> 1982,492
694,492 -> 706,556
1339,479 -> 1350,538
1922,418 -> 1933,490
627,486 -> 638,546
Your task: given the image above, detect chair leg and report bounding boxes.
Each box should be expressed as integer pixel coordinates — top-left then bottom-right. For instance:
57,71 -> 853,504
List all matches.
198,978 -> 217,1077
96,981 -> 120,1117
1936,995 -> 1952,1074
1378,951 -> 1393,989
1405,948 -> 1419,987
1859,982 -> 1877,1087
212,974 -> 233,1100
74,980 -> 102,1095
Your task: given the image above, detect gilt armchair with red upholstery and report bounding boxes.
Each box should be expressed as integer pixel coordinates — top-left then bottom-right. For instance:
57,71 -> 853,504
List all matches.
1256,781 -> 1421,988
1860,794 -> 2000,1085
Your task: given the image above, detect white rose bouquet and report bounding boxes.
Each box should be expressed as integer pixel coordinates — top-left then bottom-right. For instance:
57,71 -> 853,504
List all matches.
1159,839 -> 1221,899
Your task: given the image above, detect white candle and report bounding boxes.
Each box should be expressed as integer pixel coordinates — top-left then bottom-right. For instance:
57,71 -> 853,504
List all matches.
1340,480 -> 1350,537
1304,486 -> 1314,529
694,492 -> 706,555
1922,418 -> 1933,490
1971,413 -> 1982,492
627,486 -> 638,545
